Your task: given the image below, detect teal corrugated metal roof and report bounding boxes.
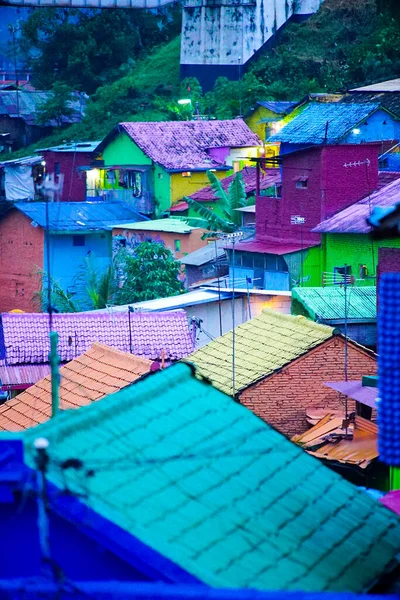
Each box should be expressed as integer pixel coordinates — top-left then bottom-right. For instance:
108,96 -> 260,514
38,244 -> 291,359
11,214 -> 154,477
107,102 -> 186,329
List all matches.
21,363 -> 400,592
292,287 -> 377,322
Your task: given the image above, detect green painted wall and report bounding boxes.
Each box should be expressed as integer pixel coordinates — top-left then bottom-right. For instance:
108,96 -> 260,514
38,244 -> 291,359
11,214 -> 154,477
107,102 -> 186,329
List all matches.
102,132 -> 152,166
153,164 -> 171,215
323,233 -> 400,285
302,245 -> 323,286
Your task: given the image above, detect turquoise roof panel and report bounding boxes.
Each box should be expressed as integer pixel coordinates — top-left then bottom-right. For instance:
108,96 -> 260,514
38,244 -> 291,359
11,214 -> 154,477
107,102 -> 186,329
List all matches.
20,363 -> 400,592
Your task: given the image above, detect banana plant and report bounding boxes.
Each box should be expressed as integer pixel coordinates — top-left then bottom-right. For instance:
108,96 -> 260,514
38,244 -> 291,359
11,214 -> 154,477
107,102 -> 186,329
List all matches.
185,170 -> 248,236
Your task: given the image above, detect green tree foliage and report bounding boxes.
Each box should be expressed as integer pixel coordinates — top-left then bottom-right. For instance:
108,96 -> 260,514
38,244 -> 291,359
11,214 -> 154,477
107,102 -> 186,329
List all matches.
19,5 -> 182,94
185,171 -> 247,235
36,82 -> 76,126
8,0 -> 400,160
35,243 -> 184,312
114,241 -> 184,304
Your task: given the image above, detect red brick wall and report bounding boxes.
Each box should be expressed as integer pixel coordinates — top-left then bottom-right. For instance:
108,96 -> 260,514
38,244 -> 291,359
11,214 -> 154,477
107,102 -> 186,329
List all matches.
239,336 -> 376,438
42,151 -> 91,202
256,144 -> 379,245
0,210 -> 44,312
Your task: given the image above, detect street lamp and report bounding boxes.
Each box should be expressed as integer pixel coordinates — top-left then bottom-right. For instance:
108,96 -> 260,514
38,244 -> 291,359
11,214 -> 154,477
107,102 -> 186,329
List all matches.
177,98 -> 192,106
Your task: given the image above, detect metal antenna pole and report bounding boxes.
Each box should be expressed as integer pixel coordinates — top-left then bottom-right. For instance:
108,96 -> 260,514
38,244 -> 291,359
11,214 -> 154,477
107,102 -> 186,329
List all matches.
44,186 -> 60,418
34,438 -> 51,575
231,238 -> 236,398
215,240 -> 223,336
344,265 -> 349,386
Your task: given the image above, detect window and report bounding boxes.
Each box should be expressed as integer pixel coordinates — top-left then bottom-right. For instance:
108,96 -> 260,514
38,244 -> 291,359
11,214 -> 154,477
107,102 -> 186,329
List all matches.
359,264 -> 368,279
275,184 -> 282,198
296,179 -> 308,189
182,172 -> 192,178
174,239 -> 181,252
73,235 -> 85,247
379,158 -> 389,169
334,265 -> 351,284
54,162 -> 60,175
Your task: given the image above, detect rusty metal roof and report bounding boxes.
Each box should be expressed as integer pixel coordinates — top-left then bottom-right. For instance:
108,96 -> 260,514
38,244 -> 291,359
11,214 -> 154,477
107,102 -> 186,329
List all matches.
292,413 -> 378,469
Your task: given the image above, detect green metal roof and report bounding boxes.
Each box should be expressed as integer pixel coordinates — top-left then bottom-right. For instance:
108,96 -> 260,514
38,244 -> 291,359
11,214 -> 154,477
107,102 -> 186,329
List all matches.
292,287 -> 377,323
188,309 -> 334,396
115,218 -> 198,234
21,364 -> 400,592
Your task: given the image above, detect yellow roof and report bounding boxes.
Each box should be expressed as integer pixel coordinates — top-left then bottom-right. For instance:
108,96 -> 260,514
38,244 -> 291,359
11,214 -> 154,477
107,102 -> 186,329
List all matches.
188,309 -> 334,395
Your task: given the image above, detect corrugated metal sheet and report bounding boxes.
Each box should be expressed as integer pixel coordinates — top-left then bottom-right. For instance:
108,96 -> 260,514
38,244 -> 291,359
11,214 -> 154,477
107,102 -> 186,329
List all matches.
0,364 -> 51,388
15,201 -> 145,231
0,155 -> 43,168
269,102 -> 380,144
313,177 -> 400,233
293,413 -> 378,469
189,167 -> 280,203
223,239 -> 318,255
256,100 -> 300,114
324,381 -> 378,409
292,286 -> 377,321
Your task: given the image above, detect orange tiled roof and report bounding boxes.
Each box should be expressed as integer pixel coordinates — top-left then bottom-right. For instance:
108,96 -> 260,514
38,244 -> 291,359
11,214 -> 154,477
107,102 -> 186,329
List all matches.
0,343 -> 157,432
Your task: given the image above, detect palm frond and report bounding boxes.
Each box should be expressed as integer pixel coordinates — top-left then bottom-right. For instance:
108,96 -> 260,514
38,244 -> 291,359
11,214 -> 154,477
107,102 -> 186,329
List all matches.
228,171 -> 247,210
186,198 -> 236,233
206,170 -> 229,209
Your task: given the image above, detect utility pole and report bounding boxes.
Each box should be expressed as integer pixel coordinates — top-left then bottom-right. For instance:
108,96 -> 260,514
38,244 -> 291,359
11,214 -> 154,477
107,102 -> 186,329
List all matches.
8,23 -> 20,119
34,437 -> 52,574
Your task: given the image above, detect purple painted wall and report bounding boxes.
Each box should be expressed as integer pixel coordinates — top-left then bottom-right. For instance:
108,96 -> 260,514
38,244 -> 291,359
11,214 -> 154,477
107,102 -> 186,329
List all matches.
206,146 -> 230,163
256,144 -> 380,245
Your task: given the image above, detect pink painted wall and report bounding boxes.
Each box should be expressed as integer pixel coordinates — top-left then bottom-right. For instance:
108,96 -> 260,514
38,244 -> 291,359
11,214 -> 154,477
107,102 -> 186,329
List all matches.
256,144 -> 380,245
42,151 -> 92,202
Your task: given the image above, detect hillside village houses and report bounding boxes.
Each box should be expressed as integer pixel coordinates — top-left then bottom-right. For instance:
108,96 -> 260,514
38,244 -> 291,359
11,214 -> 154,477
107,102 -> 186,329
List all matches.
4,91 -> 400,597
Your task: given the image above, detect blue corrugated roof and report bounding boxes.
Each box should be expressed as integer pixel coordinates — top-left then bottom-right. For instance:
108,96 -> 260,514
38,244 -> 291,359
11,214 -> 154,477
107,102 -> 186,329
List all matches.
269,102 -> 381,144
256,101 -> 300,115
15,201 -> 145,232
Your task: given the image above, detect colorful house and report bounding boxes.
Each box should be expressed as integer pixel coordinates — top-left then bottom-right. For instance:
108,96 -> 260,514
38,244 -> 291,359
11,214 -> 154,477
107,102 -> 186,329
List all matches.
270,102 -> 400,154
37,141 -> 100,202
170,166 -> 280,219
313,177 -> 400,285
113,218 -> 208,260
226,143 -> 383,290
8,361 -> 400,592
292,286 -> 377,348
0,342 -> 159,431
0,201 -> 143,313
188,309 -> 376,438
0,309 -> 194,391
245,101 -> 304,142
94,120 -> 261,215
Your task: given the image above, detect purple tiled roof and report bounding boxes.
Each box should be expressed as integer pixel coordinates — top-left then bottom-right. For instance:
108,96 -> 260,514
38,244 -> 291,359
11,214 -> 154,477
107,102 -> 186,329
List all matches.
189,167 -> 280,202
313,176 -> 400,234
119,120 -> 261,171
0,310 -> 194,366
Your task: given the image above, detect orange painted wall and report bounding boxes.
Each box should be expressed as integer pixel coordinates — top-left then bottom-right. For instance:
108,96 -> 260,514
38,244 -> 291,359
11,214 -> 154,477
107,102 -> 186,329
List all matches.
239,336 -> 376,438
113,227 -> 208,260
0,210 -> 44,313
